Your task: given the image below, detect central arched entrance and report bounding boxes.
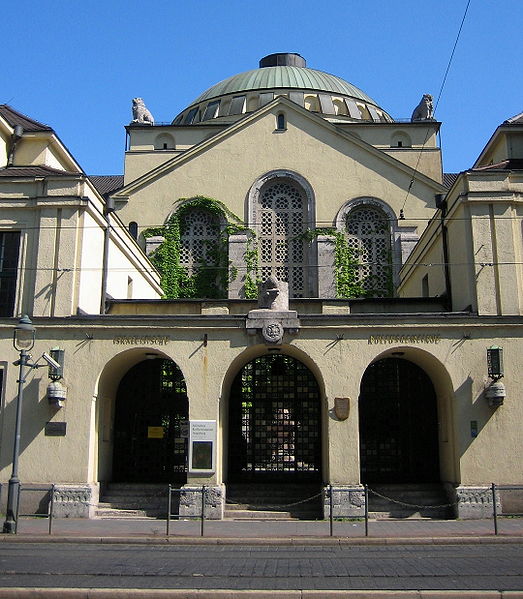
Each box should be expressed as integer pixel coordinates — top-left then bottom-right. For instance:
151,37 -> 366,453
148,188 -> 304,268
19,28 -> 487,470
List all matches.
112,358 -> 189,483
359,357 -> 440,483
228,354 -> 322,482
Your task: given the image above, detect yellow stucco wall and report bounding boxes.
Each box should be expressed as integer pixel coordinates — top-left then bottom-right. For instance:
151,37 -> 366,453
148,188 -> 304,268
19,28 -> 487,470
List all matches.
117,106 -> 441,235
1,315 -> 521,488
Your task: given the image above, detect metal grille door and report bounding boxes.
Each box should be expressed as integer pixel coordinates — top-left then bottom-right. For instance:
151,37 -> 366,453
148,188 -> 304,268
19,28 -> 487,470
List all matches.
228,355 -> 321,482
359,358 -> 440,483
113,359 -> 189,483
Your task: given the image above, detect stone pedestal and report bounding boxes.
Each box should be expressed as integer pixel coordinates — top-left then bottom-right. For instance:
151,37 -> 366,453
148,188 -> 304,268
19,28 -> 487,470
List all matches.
323,485 -> 366,519
228,233 -> 249,299
53,483 -> 99,518
317,235 -> 336,298
452,485 -> 500,519
178,484 -> 224,520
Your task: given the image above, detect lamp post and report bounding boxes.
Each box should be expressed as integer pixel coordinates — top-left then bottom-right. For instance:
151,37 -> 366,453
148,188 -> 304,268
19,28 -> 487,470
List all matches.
3,315 -> 35,534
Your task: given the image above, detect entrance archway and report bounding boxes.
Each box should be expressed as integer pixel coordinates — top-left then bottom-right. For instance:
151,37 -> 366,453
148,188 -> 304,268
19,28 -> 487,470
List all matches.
112,358 -> 188,483
359,357 -> 439,483
228,353 -> 322,482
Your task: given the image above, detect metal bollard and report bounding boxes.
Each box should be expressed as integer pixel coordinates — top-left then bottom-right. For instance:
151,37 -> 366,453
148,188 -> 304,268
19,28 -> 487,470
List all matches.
329,484 -> 333,537
201,486 -> 206,537
48,485 -> 55,535
492,483 -> 498,536
166,485 -> 172,536
364,485 -> 369,537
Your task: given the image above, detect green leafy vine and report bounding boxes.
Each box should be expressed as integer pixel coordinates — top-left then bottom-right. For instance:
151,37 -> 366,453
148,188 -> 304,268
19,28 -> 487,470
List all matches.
143,196 -> 245,299
301,228 -> 392,298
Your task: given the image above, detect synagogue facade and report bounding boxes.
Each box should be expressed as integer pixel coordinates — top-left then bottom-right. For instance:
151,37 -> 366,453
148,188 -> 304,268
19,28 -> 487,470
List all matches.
0,53 -> 522,521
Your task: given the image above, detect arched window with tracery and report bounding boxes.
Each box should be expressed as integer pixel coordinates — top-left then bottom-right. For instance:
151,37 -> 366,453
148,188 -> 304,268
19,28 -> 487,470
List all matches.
257,178 -> 309,297
179,209 -> 220,275
345,205 -> 392,297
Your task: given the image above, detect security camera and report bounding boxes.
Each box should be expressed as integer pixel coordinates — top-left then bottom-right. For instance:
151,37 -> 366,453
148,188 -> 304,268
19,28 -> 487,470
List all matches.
42,352 -> 61,370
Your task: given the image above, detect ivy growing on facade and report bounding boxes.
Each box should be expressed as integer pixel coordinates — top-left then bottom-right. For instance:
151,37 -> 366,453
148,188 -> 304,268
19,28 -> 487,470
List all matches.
143,196 -> 246,299
302,227 -> 393,299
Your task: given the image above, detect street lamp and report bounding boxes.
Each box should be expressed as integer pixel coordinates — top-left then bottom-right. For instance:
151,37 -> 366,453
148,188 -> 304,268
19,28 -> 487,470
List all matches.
3,315 -> 35,534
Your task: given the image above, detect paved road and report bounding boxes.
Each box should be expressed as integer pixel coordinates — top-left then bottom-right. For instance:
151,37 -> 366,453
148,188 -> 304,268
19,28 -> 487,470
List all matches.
0,542 -> 522,591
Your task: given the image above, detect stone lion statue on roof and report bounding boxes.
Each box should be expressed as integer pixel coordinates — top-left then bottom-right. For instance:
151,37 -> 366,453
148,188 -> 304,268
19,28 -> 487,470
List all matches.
130,98 -> 154,125
411,94 -> 434,121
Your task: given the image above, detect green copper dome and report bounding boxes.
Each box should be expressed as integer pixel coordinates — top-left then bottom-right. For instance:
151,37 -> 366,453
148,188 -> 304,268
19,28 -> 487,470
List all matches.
173,53 -> 393,125
192,65 -> 377,106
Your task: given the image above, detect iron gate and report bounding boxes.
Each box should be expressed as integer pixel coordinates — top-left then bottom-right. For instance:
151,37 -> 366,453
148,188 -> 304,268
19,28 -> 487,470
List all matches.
228,354 -> 321,482
113,358 -> 188,483
359,357 -> 440,483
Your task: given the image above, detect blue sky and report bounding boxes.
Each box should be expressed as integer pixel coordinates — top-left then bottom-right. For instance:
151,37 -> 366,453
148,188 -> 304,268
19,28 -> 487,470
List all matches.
3,0 -> 521,175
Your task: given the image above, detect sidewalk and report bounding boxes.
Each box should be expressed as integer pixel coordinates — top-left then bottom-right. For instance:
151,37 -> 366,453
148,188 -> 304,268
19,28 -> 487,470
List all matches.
2,515 -> 523,544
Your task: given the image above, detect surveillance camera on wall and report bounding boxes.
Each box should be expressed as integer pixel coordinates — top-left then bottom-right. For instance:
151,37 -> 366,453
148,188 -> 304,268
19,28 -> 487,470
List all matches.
42,352 -> 61,370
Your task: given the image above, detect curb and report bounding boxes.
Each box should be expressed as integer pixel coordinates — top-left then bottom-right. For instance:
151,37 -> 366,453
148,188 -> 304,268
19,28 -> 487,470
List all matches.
1,535 -> 522,545
0,589 -> 523,598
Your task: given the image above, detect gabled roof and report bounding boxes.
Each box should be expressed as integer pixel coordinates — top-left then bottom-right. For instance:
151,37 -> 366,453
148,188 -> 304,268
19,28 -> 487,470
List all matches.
473,110 -> 523,168
115,96 -> 444,200
0,104 -> 53,132
89,175 -> 124,198
0,165 -> 80,177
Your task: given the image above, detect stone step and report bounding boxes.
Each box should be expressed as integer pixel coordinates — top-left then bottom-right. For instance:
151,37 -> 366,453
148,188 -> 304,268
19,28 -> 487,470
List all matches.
98,497 -> 167,511
95,507 -> 153,519
225,503 -> 319,515
224,510 -> 298,520
102,486 -> 171,497
365,484 -> 452,519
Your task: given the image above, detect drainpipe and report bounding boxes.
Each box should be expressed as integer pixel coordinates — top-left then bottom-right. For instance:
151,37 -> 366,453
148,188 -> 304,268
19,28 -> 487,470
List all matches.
7,125 -> 24,166
436,194 -> 453,311
100,197 -> 115,314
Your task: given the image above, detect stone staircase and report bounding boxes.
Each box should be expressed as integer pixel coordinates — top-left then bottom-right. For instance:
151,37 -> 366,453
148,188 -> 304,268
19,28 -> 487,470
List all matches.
225,483 -> 323,520
96,483 -> 173,519
366,483 -> 453,519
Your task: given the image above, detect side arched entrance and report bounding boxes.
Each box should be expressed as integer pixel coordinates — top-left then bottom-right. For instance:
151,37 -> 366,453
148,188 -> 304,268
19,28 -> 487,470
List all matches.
359,357 -> 440,483
112,358 -> 189,483
228,354 -> 322,483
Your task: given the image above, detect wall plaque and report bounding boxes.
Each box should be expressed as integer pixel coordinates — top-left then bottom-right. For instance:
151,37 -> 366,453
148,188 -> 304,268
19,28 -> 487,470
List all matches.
188,420 -> 216,474
45,422 -> 67,436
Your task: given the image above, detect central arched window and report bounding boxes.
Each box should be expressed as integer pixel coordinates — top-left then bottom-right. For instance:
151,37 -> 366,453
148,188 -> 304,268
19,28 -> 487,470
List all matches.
257,179 -> 309,297
345,205 -> 392,297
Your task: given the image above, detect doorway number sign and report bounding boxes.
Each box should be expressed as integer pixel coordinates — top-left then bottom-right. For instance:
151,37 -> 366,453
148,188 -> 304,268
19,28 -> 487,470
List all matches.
188,420 -> 216,474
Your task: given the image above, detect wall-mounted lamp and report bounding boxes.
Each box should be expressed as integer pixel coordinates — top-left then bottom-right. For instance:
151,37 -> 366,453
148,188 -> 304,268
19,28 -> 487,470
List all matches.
47,380 -> 67,407
487,346 -> 503,380
48,348 -> 64,380
486,346 -> 505,407
46,347 -> 66,407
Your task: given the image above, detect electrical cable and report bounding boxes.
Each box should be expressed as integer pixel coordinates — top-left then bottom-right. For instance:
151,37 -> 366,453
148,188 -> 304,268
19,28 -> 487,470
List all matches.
400,0 -> 472,216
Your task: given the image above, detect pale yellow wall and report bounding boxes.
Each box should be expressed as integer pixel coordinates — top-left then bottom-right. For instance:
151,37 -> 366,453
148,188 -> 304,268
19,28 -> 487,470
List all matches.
0,184 -> 161,318
2,315 -> 521,487
383,148 -> 442,182
124,151 -> 182,184
398,225 -> 447,299
77,211 -> 105,313
477,135 -> 508,167
117,107 -> 441,237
